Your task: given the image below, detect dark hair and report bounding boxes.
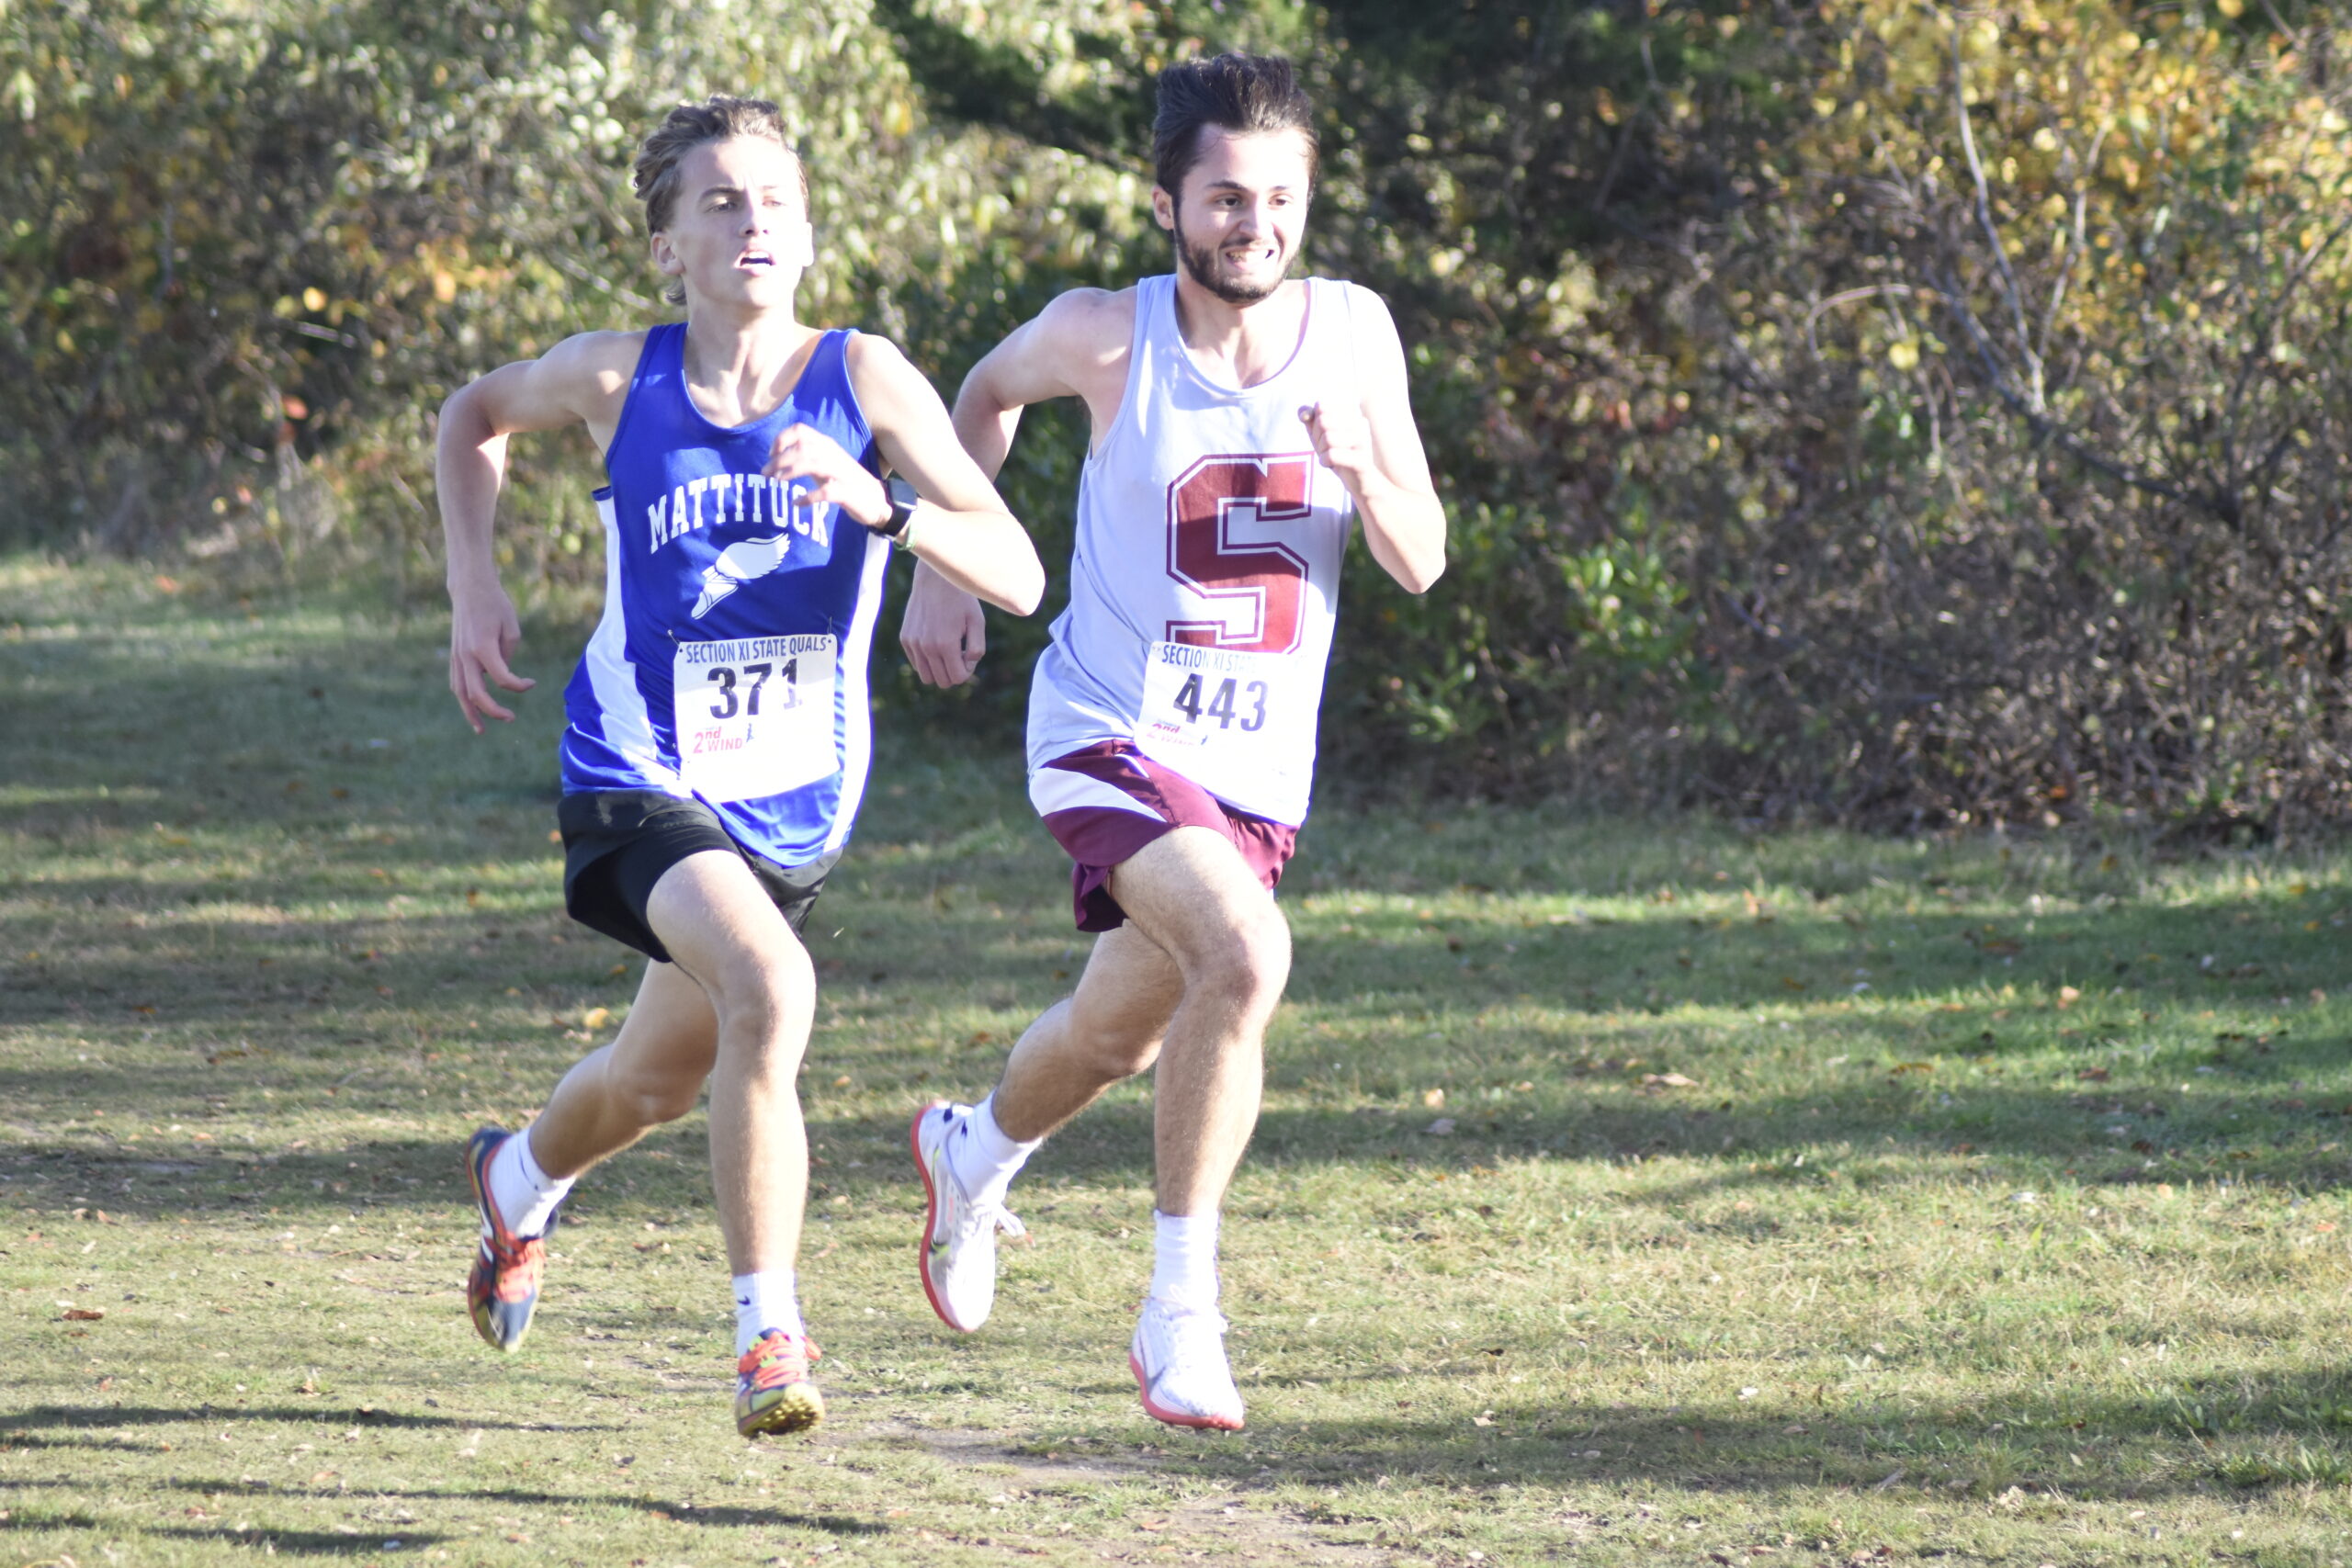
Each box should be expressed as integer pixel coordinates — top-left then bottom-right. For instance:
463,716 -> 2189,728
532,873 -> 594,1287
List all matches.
1150,52 -> 1317,202
633,95 -> 801,237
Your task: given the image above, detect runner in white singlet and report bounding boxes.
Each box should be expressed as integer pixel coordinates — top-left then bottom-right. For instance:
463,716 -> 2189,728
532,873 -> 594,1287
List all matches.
1026,268 -> 1374,828
897,54 -> 1447,1431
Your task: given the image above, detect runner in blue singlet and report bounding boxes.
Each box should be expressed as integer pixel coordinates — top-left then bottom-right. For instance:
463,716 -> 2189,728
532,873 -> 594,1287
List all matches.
435,96 -> 1043,1438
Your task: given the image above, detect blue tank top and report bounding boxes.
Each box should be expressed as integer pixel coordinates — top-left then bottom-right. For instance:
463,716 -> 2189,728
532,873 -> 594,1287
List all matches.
560,322 -> 890,869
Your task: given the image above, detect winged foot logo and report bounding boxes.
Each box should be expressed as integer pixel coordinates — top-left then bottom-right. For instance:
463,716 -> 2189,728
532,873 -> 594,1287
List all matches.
693,535 -> 792,618
649,471 -> 834,619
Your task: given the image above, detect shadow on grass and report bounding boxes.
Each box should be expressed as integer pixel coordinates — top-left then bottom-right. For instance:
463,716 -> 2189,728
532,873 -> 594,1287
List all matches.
0,1504 -> 457,1554
145,1479 -> 889,1534
3,1404 -> 616,1434
4,1044 -> 2349,1230
1221,1365 -> 2352,1500
153,1525 -> 457,1553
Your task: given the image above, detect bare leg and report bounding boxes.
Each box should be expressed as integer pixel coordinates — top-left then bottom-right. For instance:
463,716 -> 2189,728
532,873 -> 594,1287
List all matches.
987,826 -> 1288,1216
639,851 -> 818,1278
989,923 -> 1183,1141
1110,830 -> 1289,1216
526,959 -> 718,1179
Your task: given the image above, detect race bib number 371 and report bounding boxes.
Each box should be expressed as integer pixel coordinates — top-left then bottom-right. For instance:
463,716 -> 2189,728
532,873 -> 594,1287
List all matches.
671,634 -> 837,804
1137,639 -> 1280,756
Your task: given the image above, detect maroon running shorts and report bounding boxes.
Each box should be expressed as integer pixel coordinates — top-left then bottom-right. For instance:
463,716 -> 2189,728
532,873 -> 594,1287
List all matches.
1027,739 -> 1298,933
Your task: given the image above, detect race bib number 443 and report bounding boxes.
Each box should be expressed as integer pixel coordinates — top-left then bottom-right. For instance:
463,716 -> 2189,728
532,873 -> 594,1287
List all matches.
671,634 -> 837,804
1137,640 -> 1280,755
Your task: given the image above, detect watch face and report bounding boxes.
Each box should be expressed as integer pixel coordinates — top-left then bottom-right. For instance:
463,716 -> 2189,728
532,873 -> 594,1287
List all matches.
884,476 -> 920,538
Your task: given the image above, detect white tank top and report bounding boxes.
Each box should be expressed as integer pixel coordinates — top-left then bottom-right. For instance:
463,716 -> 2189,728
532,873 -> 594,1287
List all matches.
1026,273 -> 1368,826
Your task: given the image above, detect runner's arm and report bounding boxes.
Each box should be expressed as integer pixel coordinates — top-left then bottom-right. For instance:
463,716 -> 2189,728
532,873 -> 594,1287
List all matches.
436,333 -> 635,731
842,335 -> 1044,616
896,292 -> 1131,687
950,288 -> 1129,477
901,290 -> 1130,687
1300,291 -> 1447,594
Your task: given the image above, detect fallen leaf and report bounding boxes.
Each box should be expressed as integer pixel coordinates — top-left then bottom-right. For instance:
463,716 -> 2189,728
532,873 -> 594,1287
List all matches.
1425,1117 -> 1456,1136
1422,1088 -> 1447,1109
581,1007 -> 610,1030
62,1308 -> 104,1322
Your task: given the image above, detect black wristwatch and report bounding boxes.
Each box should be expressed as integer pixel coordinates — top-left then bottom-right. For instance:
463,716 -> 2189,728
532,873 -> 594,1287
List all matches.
874,475 -> 920,541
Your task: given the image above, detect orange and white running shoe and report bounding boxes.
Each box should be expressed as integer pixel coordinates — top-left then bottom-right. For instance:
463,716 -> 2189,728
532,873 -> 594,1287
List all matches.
465,1125 -> 554,1352
910,1101 -> 1025,1333
1130,1298 -> 1245,1431
735,1330 -> 824,1437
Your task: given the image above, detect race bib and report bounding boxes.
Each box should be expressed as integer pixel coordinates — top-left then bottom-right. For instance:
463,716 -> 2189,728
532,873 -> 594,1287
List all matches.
1136,639 -> 1284,759
671,635 -> 837,804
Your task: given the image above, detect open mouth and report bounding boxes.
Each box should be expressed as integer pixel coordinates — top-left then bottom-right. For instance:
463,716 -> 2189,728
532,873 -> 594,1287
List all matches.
738,251 -> 776,271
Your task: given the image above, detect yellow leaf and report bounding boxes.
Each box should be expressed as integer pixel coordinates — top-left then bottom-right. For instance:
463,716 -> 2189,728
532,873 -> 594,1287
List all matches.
1888,340 -> 1920,370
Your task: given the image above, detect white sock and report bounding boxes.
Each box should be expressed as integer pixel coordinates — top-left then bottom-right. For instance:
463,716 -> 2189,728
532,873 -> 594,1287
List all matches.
732,1269 -> 805,1357
945,1094 -> 1041,1207
488,1127 -> 572,1239
1148,1210 -> 1220,1313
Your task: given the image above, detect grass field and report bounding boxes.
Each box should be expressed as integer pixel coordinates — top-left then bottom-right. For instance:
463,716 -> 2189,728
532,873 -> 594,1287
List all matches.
5,553 -> 2352,1567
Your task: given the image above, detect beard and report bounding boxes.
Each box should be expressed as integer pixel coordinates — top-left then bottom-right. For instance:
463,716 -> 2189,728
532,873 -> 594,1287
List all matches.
1174,216 -> 1289,305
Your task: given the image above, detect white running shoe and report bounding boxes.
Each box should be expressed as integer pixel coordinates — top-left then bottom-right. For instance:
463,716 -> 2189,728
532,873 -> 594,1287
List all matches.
910,1100 -> 1025,1333
1130,1297 -> 1246,1431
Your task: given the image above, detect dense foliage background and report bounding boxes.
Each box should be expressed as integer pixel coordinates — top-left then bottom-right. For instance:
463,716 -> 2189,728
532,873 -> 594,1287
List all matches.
6,0 -> 2349,829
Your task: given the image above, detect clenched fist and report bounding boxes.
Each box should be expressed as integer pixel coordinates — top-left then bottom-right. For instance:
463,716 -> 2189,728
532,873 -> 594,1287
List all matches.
1299,400 -> 1376,499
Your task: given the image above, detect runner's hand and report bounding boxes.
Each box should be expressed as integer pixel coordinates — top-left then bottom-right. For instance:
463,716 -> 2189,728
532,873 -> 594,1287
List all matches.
766,422 -> 890,530
899,562 -> 987,688
448,581 -> 535,733
1299,400 -> 1376,499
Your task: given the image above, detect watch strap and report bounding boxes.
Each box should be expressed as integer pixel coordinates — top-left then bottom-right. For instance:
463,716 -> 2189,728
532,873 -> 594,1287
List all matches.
878,476 -> 920,541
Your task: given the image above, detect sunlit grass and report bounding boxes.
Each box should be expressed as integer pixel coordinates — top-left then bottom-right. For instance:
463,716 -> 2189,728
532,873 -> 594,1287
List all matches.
5,553 -> 2352,1564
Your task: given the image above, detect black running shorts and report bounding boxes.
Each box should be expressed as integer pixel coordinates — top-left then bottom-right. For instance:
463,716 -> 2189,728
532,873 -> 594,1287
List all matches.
557,790 -> 837,964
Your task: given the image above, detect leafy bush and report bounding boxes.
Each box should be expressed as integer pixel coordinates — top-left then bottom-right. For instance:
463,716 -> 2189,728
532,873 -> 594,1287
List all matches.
9,0 -> 2352,826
